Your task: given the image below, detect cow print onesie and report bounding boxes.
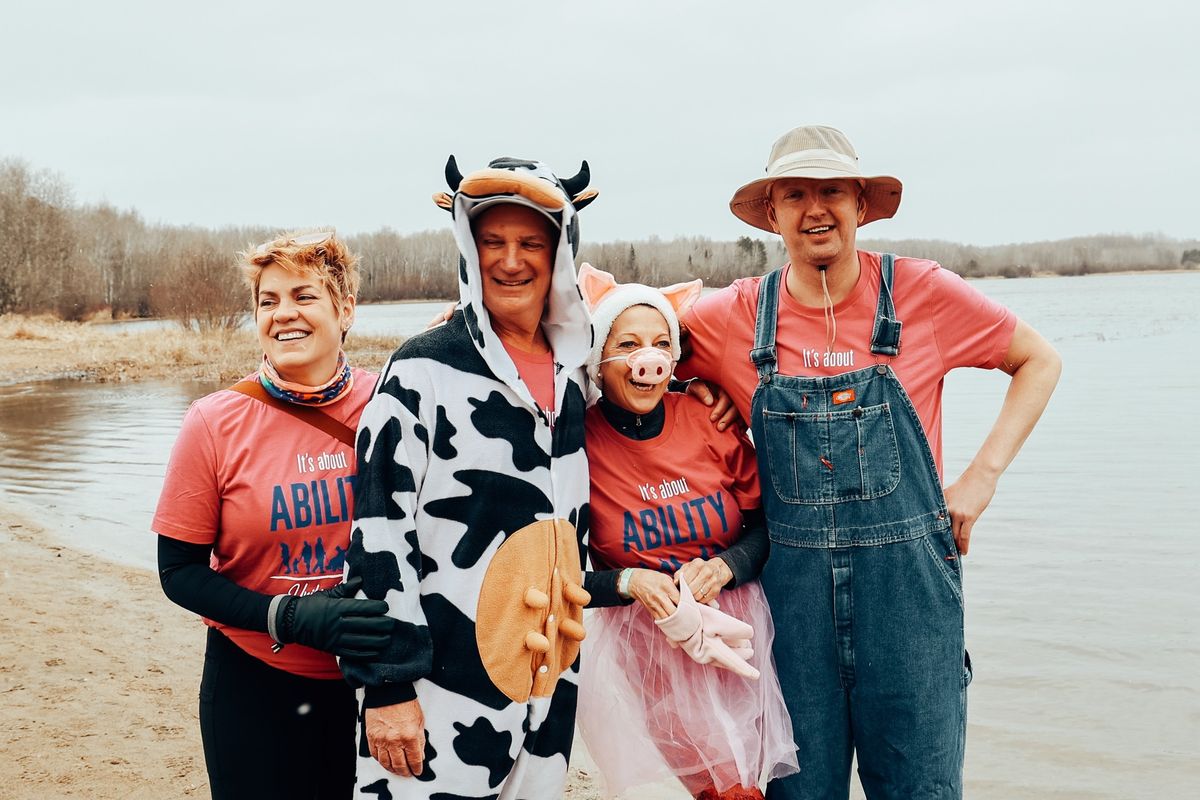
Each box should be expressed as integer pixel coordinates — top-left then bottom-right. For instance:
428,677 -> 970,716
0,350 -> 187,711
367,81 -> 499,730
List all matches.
344,158 -> 596,800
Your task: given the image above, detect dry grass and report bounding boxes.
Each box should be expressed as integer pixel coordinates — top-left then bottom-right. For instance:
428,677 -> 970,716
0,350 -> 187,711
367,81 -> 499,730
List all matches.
0,314 -> 400,385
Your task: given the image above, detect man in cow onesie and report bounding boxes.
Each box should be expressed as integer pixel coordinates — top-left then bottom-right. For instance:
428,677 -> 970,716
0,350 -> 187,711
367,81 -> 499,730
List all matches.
344,156 -> 602,799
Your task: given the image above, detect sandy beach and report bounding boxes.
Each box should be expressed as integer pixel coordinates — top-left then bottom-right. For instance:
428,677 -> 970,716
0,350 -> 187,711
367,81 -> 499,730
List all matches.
0,503 -> 621,799
0,506 -> 210,797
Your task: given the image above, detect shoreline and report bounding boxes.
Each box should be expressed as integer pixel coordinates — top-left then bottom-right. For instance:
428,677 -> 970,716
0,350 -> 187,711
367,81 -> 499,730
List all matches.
0,315 -> 398,387
4,270 -> 1195,387
0,498 -> 627,799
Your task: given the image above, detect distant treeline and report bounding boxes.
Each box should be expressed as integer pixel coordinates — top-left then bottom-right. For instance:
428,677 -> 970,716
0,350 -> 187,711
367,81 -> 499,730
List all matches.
856,236 -> 1200,279
2,158 -> 1197,328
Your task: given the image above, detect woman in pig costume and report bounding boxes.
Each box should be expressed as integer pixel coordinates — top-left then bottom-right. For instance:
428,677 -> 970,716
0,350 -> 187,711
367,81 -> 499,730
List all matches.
575,264 -> 799,800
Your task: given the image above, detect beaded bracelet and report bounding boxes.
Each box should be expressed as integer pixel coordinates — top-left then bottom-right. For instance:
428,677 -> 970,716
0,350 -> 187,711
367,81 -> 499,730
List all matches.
617,567 -> 634,600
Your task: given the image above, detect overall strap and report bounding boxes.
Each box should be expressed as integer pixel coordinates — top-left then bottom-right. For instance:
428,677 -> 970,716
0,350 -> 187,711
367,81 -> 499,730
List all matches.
750,268 -> 784,381
869,253 -> 903,356
229,380 -> 357,448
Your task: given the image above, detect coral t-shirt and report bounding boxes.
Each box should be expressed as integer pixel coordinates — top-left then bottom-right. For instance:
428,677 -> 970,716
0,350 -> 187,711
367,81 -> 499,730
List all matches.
677,251 -> 1016,477
503,341 -> 556,423
586,393 -> 761,574
152,368 -> 376,679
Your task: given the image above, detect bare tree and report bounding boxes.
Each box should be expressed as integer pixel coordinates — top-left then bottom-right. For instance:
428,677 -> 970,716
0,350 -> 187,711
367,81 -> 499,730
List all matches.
0,159 -> 79,314
148,230 -> 248,332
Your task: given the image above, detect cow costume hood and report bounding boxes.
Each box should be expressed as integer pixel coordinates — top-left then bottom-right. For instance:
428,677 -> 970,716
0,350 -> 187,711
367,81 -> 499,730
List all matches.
434,156 -> 598,414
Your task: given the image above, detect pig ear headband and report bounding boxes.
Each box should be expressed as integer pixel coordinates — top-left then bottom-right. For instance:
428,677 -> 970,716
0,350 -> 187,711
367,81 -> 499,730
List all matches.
578,263 -> 703,388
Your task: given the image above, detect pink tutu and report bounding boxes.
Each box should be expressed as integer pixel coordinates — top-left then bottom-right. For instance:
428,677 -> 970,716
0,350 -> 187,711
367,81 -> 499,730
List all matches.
578,581 -> 799,797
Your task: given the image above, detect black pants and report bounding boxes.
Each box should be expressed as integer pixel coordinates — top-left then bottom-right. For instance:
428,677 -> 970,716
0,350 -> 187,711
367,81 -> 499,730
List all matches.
199,627 -> 358,800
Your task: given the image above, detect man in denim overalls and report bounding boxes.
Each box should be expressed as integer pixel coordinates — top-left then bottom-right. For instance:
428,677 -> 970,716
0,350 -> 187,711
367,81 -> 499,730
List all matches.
677,126 -> 1061,798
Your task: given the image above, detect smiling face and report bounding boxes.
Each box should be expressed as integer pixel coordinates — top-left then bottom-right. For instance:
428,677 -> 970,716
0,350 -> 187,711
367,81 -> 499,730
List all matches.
599,304 -> 673,416
767,177 -> 866,271
472,203 -> 557,333
255,263 -> 354,385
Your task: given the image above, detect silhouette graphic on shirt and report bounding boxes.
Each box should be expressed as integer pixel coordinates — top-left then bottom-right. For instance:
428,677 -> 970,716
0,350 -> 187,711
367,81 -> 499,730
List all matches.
277,539 -> 346,577
301,541 -> 314,574
313,537 -> 326,574
326,545 -> 347,573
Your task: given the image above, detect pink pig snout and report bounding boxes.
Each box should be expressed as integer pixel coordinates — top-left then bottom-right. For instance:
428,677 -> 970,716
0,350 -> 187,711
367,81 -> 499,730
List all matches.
625,348 -> 673,385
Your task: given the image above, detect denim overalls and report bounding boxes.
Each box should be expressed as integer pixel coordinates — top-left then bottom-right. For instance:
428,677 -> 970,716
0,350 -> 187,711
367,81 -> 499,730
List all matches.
750,256 -> 972,800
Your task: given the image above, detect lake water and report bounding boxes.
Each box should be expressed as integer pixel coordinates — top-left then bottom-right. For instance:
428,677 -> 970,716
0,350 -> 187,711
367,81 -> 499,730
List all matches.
0,299 -> 451,568
1,273 -> 1197,798
90,299 -> 454,339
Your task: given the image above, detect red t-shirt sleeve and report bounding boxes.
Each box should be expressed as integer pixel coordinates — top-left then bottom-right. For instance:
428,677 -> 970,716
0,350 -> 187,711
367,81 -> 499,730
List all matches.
678,286 -> 736,384
152,402 -> 221,545
724,427 -> 762,511
928,265 -> 1017,371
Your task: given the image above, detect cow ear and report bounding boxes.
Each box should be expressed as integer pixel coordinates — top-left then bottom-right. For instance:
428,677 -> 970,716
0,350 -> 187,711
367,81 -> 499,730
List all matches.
571,188 -> 599,212
659,278 -> 703,317
433,192 -> 454,211
577,262 -> 619,309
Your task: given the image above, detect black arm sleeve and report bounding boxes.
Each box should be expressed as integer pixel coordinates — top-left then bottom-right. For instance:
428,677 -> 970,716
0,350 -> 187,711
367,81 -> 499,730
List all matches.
715,508 -> 769,588
584,567 -> 633,609
157,535 -> 273,633
583,511 -> 769,605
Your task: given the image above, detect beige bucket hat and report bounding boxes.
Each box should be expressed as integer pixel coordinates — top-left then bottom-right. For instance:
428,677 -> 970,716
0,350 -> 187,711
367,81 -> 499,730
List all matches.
730,125 -> 902,232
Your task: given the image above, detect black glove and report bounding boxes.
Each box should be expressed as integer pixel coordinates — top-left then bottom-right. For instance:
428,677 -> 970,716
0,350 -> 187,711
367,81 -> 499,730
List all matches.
270,576 -> 395,660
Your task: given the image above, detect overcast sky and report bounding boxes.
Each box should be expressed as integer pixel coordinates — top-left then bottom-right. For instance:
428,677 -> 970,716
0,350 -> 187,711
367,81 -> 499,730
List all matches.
3,0 -> 1196,247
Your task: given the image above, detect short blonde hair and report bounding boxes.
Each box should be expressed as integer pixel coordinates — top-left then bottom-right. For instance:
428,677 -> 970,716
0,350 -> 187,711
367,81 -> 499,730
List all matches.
239,229 -> 361,312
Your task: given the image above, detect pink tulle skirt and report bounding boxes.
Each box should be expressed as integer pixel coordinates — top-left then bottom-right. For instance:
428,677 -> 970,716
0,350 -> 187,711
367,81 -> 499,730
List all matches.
577,581 -> 799,797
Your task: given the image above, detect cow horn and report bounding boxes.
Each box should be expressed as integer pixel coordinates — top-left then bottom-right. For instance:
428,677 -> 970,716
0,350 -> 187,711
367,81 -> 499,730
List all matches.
445,155 -> 463,192
559,160 -> 590,197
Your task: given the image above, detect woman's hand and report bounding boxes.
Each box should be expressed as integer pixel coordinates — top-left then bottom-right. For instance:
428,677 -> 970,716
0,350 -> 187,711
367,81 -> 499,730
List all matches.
628,568 -> 681,619
424,301 -> 457,330
366,700 -> 426,777
275,576 -> 395,659
676,557 -> 734,605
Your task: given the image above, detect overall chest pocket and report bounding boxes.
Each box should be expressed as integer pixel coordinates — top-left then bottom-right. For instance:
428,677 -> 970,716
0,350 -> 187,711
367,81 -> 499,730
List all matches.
761,402 -> 901,505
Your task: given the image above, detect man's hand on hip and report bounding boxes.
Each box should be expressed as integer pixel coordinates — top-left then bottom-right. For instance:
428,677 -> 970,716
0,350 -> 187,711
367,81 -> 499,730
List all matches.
943,465 -> 998,556
946,318 -> 1061,556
